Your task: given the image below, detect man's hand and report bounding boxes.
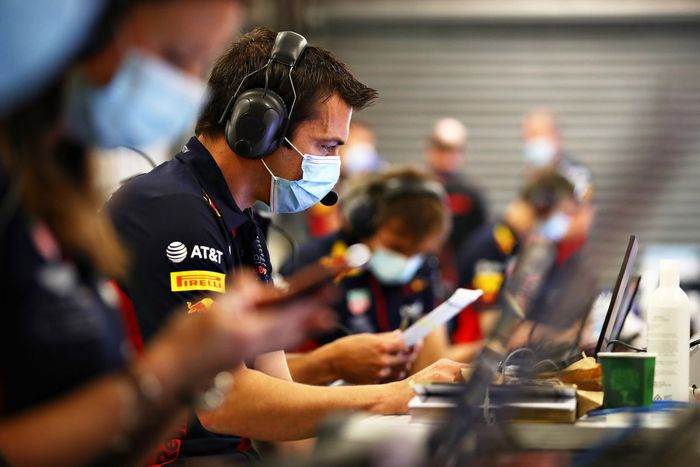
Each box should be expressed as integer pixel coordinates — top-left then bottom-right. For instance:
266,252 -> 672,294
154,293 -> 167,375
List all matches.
315,331 -> 414,384
376,358 -> 468,414
408,358 -> 467,384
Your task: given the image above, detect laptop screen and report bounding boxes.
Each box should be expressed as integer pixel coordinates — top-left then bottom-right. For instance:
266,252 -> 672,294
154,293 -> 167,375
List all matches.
594,235 -> 639,358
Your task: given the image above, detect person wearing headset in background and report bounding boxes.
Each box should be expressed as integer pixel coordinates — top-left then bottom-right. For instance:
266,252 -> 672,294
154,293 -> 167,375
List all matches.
425,118 -> 489,301
0,1 -> 335,466
281,166 -> 484,378
106,27 -> 466,463
452,172 -> 578,344
521,108 -> 596,250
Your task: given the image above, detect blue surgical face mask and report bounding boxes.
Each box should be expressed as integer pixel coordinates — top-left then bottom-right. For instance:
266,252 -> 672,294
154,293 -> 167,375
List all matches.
538,212 -> 572,241
260,138 -> 341,213
0,0 -> 105,116
64,50 -> 208,148
523,138 -> 557,167
369,247 -> 425,285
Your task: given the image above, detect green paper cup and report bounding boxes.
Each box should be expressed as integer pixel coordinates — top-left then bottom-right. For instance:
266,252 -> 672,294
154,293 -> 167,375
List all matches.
599,352 -> 656,408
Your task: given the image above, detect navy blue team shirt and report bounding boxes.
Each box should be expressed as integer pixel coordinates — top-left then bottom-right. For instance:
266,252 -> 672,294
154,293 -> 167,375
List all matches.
107,136 -> 272,462
0,168 -> 126,418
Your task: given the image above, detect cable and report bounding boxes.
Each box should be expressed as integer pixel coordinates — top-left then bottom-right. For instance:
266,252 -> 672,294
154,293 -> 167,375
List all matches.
501,347 -> 536,374
122,146 -> 157,169
116,146 -> 158,186
607,339 -> 646,352
532,359 -> 561,373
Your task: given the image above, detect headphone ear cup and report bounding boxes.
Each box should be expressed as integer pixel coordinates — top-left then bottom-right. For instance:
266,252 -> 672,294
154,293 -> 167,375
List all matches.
344,192 -> 379,240
225,88 -> 288,159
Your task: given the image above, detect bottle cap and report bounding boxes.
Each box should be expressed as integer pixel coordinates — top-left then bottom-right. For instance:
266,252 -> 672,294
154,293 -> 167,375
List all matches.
659,259 -> 680,288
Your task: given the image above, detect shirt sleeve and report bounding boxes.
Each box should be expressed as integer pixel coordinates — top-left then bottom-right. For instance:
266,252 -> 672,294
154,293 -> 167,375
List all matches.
109,192 -> 231,342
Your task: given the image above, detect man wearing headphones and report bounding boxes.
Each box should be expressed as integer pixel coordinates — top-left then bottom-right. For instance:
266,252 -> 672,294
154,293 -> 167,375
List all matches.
107,28 -> 465,462
281,166 -> 483,376
452,172 -> 578,344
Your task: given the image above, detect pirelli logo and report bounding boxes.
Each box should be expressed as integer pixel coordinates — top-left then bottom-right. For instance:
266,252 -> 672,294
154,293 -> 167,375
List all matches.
170,270 -> 226,293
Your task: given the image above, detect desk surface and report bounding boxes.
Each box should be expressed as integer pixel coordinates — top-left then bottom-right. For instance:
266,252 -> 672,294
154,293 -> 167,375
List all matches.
339,411 -> 677,453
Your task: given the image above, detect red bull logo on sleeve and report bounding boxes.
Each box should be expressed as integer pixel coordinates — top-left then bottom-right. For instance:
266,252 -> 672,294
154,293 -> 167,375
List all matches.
171,270 -> 226,293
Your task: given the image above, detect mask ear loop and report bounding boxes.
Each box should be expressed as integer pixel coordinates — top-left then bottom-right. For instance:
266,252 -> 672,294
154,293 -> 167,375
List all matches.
260,158 -> 276,179
260,158 -> 277,211
283,137 -> 305,158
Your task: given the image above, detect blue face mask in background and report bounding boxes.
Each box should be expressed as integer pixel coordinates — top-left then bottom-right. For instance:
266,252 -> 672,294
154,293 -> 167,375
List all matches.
523,138 -> 557,167
538,212 -> 572,241
260,138 -> 341,213
342,142 -> 381,176
0,0 -> 105,117
64,50 -> 208,149
369,247 -> 425,285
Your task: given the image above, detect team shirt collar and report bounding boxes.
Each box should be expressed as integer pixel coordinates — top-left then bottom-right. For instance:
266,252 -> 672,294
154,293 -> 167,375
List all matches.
177,136 -> 250,231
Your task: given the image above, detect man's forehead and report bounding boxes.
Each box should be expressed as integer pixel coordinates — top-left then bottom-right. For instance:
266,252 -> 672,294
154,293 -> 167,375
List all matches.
305,96 -> 352,141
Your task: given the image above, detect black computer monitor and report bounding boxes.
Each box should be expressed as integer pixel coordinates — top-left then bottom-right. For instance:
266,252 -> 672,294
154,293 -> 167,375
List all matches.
594,235 -> 639,358
608,275 -> 641,350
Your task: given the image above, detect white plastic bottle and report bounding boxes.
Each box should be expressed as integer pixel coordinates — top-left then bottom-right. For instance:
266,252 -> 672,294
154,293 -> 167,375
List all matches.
647,260 -> 690,402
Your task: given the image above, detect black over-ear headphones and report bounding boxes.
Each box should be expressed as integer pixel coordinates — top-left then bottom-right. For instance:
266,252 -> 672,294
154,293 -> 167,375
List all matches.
521,172 -> 575,216
217,31 -> 307,159
343,176 -> 446,240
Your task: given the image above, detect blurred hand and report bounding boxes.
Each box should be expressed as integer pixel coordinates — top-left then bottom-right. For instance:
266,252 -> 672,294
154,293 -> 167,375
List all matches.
318,331 -> 412,384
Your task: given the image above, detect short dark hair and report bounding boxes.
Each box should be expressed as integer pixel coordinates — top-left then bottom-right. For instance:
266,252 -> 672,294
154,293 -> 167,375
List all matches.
196,27 -> 378,139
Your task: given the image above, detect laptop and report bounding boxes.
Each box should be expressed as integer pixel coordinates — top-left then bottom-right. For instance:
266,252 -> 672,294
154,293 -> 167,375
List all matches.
593,235 -> 639,358
527,235 -> 639,365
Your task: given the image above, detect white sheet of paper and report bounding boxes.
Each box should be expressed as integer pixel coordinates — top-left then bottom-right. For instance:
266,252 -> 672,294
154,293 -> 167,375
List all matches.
402,288 -> 483,347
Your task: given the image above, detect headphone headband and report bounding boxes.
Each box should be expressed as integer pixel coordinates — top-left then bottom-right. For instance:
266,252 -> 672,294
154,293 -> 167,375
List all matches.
383,178 -> 446,202
344,175 -> 446,239
270,31 -> 307,67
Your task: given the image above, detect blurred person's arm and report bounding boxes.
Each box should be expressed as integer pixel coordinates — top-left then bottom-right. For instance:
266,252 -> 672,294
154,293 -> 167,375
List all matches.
0,368 -> 184,467
0,273 -> 332,467
197,358 -> 467,442
286,331 -> 412,385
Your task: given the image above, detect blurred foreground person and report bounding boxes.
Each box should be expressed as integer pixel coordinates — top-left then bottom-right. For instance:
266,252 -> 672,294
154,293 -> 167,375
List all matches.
282,166 -> 483,377
425,118 -> 488,298
107,28 -> 466,463
0,1 -> 333,466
